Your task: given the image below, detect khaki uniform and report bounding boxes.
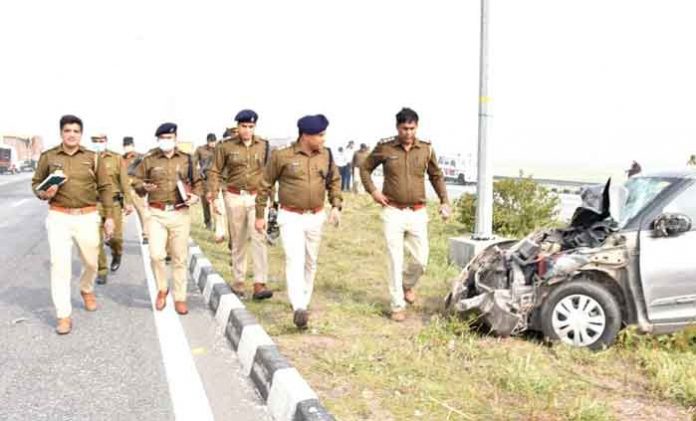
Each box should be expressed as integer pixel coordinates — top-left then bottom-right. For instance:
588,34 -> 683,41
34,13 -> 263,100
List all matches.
132,148 -> 203,301
194,144 -> 216,227
32,144 -> 113,318
123,151 -> 151,240
208,135 -> 270,284
97,150 -> 132,276
352,149 -> 369,193
256,143 -> 342,310
360,137 -> 449,310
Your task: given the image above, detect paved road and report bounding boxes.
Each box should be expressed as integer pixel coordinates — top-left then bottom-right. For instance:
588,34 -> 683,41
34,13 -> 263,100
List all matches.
0,175 -> 270,421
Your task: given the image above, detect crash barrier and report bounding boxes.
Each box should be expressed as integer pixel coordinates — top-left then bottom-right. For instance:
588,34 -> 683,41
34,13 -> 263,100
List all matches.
187,239 -> 335,421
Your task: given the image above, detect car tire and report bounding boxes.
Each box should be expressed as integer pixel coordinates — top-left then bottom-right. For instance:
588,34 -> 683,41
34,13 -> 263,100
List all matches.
539,280 -> 621,350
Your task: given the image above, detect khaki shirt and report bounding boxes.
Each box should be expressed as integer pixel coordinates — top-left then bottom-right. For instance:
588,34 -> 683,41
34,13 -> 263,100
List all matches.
208,135 -> 270,194
352,149 -> 369,169
31,144 -> 114,217
131,148 -> 203,205
123,151 -> 143,185
194,144 -> 216,181
255,142 -> 342,218
360,137 -> 449,206
100,150 -> 132,205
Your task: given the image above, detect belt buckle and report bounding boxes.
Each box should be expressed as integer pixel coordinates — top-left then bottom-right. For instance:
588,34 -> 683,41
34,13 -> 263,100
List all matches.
164,204 -> 175,211
69,208 -> 81,215
303,209 -> 314,215
240,190 -> 249,196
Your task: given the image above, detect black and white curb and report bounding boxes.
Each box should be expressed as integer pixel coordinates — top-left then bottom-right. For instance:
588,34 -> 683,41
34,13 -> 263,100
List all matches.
187,240 -> 334,421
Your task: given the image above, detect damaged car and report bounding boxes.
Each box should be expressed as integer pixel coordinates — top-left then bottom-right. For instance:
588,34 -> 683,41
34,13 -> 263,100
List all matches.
446,171 -> 696,349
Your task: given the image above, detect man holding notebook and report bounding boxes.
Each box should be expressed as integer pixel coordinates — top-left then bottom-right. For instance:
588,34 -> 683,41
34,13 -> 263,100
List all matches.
131,122 -> 203,315
31,115 -> 115,335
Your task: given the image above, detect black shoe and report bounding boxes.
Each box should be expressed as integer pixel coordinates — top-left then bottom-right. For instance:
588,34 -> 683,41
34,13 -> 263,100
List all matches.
165,256 -> 172,264
96,274 -> 107,285
293,309 -> 309,330
110,255 -> 121,272
142,237 -> 149,245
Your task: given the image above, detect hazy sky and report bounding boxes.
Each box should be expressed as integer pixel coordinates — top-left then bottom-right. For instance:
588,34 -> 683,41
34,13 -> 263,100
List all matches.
2,1 -> 696,179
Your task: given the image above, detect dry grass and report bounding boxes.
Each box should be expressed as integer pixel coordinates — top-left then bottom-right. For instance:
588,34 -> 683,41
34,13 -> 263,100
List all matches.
191,193 -> 695,420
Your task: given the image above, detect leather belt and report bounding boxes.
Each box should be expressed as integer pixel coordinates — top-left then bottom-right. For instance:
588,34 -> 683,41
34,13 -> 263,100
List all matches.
226,186 -> 257,195
280,204 -> 324,214
390,203 -> 426,211
149,201 -> 188,211
49,205 -> 98,215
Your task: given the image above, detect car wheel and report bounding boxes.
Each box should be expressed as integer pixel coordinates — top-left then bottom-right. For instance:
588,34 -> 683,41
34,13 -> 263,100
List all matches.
539,280 -> 621,350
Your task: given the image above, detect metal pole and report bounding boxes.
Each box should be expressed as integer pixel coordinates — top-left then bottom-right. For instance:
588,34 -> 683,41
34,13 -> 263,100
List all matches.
473,0 -> 493,240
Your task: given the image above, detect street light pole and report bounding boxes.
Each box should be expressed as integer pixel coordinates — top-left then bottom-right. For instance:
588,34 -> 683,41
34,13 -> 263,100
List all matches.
473,0 -> 493,240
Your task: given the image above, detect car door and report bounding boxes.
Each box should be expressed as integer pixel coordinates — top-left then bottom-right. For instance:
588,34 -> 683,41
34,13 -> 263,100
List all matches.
639,181 -> 696,323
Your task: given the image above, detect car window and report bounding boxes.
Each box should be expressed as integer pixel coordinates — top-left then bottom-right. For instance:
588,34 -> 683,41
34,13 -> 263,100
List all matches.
662,182 -> 696,226
619,177 -> 675,228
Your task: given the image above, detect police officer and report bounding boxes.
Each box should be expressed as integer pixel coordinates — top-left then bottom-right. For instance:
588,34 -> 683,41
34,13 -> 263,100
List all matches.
132,123 -> 203,315
360,107 -> 451,322
31,115 -> 114,334
123,136 -> 151,244
255,114 -> 342,329
351,143 -> 370,193
91,133 -> 134,284
208,110 -> 272,300
194,133 -> 217,230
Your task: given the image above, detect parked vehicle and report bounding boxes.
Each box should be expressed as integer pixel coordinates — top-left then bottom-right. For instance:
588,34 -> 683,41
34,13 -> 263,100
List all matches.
0,145 -> 19,174
18,160 -> 35,172
446,171 -> 696,349
438,154 -> 475,185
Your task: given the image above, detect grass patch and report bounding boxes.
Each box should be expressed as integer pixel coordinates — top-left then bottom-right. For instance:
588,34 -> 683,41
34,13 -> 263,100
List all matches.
191,193 -> 694,420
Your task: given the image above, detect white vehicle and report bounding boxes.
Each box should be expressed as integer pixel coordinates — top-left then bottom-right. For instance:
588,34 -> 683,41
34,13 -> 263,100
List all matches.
438,154 -> 475,185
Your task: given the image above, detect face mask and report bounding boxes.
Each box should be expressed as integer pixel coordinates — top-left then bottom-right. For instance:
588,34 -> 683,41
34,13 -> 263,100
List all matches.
159,139 -> 175,152
93,143 -> 106,153
124,146 -> 134,153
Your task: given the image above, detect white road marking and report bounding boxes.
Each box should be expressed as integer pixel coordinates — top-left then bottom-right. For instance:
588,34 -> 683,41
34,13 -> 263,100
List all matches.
136,222 -> 214,421
11,198 -> 29,207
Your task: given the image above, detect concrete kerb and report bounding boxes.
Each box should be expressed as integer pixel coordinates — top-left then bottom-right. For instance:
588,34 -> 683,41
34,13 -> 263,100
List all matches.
187,240 -> 334,421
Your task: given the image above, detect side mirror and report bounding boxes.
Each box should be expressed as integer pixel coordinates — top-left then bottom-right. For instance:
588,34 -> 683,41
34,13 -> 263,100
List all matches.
652,213 -> 692,237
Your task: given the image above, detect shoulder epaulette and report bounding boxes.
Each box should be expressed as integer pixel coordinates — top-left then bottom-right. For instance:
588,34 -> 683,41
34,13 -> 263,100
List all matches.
419,139 -> 431,145
378,136 -> 397,145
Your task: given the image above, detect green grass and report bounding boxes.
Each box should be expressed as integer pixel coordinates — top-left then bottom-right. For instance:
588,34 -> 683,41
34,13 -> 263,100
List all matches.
191,193 -> 695,420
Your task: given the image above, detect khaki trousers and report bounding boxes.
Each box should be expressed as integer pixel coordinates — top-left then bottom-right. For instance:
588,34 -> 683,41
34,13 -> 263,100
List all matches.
381,206 -> 429,310
223,191 -> 268,284
131,190 -> 150,239
46,210 -> 101,318
278,209 -> 326,311
148,208 -> 191,301
98,201 -> 123,275
352,168 -> 365,194
213,191 -> 227,240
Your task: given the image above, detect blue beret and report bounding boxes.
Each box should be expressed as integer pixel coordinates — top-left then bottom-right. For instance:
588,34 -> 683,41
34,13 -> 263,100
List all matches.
155,122 -> 177,137
235,109 -> 258,123
297,114 -> 329,135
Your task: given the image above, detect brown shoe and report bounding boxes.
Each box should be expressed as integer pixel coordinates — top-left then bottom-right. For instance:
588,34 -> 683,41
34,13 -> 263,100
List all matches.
231,282 -> 246,298
80,291 -> 97,311
403,288 -> 416,305
293,309 -> 309,330
155,289 -> 168,311
55,317 -> 72,335
174,301 -> 188,315
391,308 -> 406,322
252,283 -> 273,300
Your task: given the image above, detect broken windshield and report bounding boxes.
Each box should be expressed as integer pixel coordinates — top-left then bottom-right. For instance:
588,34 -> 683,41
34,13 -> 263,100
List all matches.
619,177 -> 675,228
